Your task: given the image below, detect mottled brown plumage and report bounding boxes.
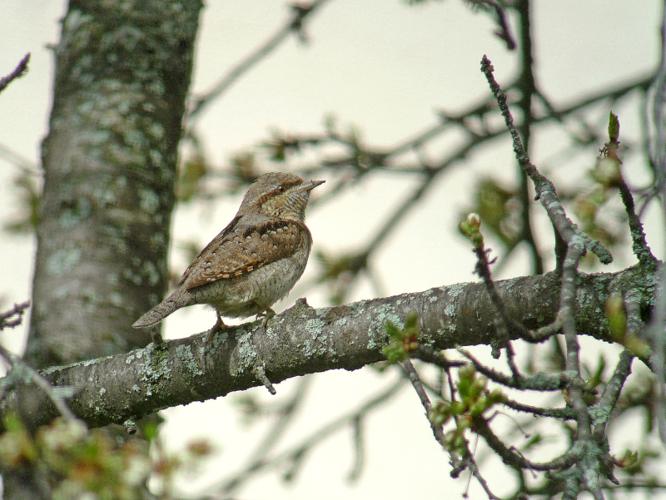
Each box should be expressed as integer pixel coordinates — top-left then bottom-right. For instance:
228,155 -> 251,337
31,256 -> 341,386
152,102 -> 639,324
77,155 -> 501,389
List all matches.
132,172 -> 324,329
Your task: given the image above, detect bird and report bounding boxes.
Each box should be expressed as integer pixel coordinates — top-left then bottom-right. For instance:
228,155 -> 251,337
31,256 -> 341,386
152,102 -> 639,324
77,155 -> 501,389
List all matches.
132,172 -> 324,331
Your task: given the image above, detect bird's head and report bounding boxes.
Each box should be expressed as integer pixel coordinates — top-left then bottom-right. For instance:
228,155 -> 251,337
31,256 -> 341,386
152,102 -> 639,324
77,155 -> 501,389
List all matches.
239,172 -> 325,220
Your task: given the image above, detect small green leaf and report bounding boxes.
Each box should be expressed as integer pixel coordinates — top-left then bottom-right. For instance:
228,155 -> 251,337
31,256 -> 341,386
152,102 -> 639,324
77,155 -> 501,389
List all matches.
382,313 -> 420,363
608,111 -> 620,143
459,213 -> 484,248
605,293 -> 627,340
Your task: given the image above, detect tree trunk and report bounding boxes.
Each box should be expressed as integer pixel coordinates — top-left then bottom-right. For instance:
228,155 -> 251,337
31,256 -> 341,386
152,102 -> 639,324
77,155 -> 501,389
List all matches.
6,1 -> 202,497
26,0 -> 201,366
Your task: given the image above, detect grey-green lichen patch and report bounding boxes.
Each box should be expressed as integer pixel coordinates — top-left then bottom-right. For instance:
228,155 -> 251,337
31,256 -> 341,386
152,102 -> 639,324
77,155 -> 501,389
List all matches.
62,9 -> 92,42
104,25 -> 144,52
335,316 -> 349,328
175,344 -> 204,378
106,143 -> 144,170
138,188 -> 161,214
59,198 -> 92,228
446,283 -> 465,301
138,345 -> 173,397
148,149 -> 164,167
588,404 -> 611,426
149,232 -> 168,250
108,292 -> 125,307
125,348 -> 144,365
46,247 -> 82,276
122,267 -> 146,286
304,317 -> 325,337
301,317 -> 331,359
263,321 -> 282,342
80,129 -> 112,153
367,304 -> 403,351
231,331 -> 259,377
143,261 -> 162,287
205,328 -> 229,352
443,300 -> 457,317
148,123 -> 165,141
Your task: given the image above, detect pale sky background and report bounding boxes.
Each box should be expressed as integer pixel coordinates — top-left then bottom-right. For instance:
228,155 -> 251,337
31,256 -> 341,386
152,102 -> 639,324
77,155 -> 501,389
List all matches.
0,1 -> 663,499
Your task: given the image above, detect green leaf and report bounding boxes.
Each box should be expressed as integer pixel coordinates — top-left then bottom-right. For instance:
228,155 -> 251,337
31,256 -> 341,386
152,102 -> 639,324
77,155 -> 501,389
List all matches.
382,313 -> 420,363
608,111 -> 620,143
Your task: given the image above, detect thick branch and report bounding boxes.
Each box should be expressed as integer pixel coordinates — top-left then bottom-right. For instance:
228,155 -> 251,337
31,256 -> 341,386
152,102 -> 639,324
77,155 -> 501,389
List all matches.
3,265 -> 655,429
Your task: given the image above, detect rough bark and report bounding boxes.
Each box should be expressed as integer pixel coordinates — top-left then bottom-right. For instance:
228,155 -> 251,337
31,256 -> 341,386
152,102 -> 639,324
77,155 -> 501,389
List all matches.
26,0 -> 201,367
8,1 -> 202,497
4,264 -> 655,430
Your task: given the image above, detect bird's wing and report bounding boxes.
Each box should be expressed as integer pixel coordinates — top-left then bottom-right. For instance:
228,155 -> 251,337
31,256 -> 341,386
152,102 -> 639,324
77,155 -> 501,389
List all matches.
179,219 -> 310,291
178,215 -> 241,287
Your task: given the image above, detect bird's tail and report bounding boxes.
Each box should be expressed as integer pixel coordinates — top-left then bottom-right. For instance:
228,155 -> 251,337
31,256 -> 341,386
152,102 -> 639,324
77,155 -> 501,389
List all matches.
132,289 -> 193,329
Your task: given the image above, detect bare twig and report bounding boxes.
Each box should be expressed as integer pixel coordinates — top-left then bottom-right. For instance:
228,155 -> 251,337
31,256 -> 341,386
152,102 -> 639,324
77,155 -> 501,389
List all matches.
401,359 -> 501,498
0,142 -> 41,176
601,112 -> 656,266
221,377 -> 310,494
346,415 -> 365,482
0,302 -> 81,424
401,359 -> 446,445
212,379 -> 404,495
515,0 -> 543,275
472,415 -> 577,472
592,350 -> 634,432
188,0 -> 332,120
501,397 -> 576,420
480,54 -> 612,265
0,301 -> 30,330
459,348 -> 570,391
616,176 -> 655,266
0,53 -> 30,93
0,344 -> 80,424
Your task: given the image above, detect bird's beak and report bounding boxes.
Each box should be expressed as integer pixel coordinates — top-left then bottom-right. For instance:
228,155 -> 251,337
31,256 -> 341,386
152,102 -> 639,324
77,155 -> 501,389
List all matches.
301,179 -> 325,191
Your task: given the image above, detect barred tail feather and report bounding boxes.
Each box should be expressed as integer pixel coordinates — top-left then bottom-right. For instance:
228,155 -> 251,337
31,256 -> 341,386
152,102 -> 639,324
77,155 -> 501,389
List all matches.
132,290 -> 192,329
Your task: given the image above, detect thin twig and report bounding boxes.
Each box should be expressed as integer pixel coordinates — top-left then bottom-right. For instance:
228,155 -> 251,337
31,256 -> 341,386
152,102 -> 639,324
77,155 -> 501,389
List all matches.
346,415 -> 365,482
501,397 -> 576,420
188,0 -> 332,120
221,377 -> 310,494
480,54 -> 612,265
472,415 -> 577,471
212,379 -> 404,495
0,53 -> 30,93
592,350 -> 634,432
0,142 -> 41,176
0,301 -> 30,330
401,359 -> 446,445
401,359 -> 500,498
0,344 -> 81,424
515,0 -> 543,275
459,349 -> 570,391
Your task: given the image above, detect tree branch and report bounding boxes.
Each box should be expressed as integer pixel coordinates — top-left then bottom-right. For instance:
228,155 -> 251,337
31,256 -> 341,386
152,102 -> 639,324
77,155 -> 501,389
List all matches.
0,53 -> 30,93
1,265 -> 655,430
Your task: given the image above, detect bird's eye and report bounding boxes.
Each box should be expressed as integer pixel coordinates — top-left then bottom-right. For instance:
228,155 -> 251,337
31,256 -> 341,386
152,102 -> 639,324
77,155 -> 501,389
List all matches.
276,185 -> 285,193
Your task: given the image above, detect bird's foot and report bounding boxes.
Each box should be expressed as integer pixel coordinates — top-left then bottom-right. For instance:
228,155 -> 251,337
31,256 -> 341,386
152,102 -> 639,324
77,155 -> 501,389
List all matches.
150,328 -> 164,345
211,312 -> 227,333
258,308 -> 276,329
200,313 -> 229,372
205,312 -> 227,344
